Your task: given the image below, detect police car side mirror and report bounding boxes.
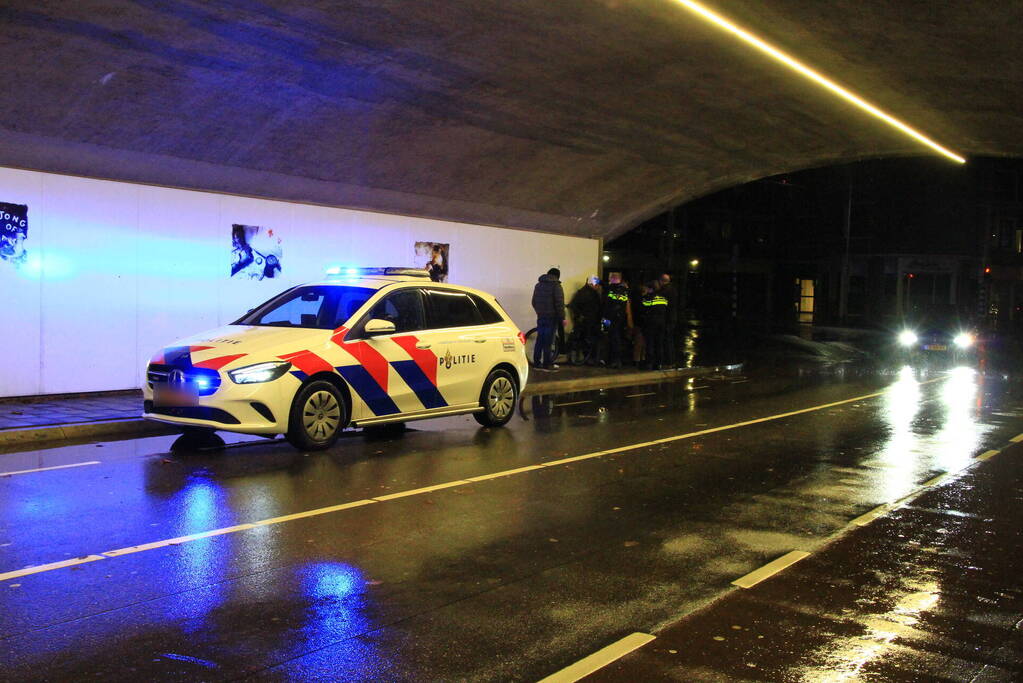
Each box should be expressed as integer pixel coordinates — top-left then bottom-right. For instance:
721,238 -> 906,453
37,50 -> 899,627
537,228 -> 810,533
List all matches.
364,318 -> 396,337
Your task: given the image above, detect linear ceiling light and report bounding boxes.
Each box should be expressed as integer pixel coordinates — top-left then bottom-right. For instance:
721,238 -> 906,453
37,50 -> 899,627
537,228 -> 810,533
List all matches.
673,0 -> 966,164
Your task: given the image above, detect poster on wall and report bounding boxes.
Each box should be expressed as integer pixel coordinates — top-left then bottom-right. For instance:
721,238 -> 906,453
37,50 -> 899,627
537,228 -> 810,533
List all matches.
0,201 -> 28,267
413,241 -> 449,282
231,224 -> 282,280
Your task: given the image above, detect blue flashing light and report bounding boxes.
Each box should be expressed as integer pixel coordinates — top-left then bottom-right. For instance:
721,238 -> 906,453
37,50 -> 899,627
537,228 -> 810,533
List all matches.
325,266 -> 361,279
195,377 -> 211,390
325,266 -> 431,280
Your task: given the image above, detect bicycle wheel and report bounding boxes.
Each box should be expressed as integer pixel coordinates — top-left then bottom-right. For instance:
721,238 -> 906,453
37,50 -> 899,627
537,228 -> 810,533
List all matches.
524,327 -> 562,366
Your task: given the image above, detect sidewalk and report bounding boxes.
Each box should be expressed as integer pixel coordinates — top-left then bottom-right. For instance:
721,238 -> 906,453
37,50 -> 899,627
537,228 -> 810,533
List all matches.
0,362 -> 739,449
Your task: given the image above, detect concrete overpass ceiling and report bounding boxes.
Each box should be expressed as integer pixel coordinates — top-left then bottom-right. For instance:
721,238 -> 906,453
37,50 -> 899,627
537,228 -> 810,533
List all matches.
1,1 -> 1019,239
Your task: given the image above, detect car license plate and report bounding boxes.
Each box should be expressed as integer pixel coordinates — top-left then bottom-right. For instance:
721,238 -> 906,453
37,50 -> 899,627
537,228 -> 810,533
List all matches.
924,344 -> 947,351
153,385 -> 197,407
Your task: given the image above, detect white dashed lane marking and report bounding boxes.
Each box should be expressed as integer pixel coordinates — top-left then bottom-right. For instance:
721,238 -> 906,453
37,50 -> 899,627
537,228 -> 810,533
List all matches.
850,504 -> 891,527
537,632 -> 656,683
731,550 -> 810,589
0,461 -> 101,477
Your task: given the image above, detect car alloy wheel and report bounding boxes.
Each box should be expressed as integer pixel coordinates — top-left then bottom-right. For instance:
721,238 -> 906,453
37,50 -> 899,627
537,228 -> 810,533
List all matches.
303,390 -> 341,441
287,379 -> 347,450
488,377 -> 515,419
475,369 -> 517,427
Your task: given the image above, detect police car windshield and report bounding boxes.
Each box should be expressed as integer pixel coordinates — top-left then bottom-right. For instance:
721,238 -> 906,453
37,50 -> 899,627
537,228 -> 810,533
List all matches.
235,285 -> 375,330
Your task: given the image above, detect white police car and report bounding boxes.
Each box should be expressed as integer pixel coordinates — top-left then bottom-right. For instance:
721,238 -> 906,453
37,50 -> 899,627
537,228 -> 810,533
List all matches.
143,267 -> 529,450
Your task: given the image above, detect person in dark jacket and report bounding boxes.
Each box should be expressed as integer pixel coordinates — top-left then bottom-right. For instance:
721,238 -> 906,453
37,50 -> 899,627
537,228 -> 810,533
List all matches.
640,281 -> 668,370
568,275 -> 603,365
531,267 -> 565,370
603,273 -> 632,368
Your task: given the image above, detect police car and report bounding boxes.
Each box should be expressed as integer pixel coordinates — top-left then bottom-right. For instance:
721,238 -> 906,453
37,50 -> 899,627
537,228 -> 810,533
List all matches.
143,267 -> 529,450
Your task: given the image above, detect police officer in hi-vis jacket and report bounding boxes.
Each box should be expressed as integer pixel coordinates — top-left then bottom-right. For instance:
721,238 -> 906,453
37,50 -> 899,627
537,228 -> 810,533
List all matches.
640,281 -> 668,370
603,273 -> 632,368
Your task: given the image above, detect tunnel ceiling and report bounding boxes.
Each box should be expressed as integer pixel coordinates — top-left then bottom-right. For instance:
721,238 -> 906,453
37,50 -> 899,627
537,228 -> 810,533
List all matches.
2,1 -> 1021,239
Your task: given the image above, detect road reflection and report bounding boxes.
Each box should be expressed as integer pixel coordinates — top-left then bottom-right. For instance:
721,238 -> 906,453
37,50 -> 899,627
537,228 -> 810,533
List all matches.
934,367 -> 982,472
800,575 -> 941,682
164,476 -> 231,632
300,562 -> 370,643
876,366 -> 922,500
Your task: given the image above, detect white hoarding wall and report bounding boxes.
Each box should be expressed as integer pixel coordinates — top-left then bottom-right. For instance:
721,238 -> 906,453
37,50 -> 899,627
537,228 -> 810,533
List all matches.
0,167 -> 599,397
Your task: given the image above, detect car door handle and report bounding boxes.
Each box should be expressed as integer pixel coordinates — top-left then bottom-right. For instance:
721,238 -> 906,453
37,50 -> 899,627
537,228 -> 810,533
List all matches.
474,339 -> 487,343
416,343 -> 432,349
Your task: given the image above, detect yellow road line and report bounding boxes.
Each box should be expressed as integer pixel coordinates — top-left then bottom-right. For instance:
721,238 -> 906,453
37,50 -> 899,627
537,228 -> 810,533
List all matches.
731,550 -> 810,589
103,525 -> 257,557
537,632 -> 655,683
975,449 -> 1000,461
0,555 -> 105,582
1010,434 -> 1023,443
373,480 -> 470,501
252,499 -> 376,525
464,465 -> 546,482
921,473 -> 948,487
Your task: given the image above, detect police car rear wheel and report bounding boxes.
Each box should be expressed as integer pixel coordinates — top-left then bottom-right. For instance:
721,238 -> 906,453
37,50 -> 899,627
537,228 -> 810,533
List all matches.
474,369 -> 517,427
286,381 -> 347,450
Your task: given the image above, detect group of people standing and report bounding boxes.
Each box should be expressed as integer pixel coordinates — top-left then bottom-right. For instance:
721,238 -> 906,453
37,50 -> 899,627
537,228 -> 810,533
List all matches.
530,268 -> 678,371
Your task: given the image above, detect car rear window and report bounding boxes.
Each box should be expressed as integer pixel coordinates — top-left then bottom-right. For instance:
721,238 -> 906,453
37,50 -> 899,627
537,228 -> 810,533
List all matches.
470,294 -> 504,324
426,290 -> 483,328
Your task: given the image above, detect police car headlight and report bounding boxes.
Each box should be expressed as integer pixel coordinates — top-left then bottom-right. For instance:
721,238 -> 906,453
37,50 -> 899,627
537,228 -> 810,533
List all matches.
229,361 -> 292,384
898,330 -> 918,347
954,333 -> 974,348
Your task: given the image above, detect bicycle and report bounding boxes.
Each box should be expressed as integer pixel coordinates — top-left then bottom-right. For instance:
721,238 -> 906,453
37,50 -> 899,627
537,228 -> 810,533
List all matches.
523,324 -> 565,366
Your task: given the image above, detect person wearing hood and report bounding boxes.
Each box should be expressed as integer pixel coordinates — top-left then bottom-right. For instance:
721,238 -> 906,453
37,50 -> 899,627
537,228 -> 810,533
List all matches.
569,275 -> 603,365
531,267 -> 565,370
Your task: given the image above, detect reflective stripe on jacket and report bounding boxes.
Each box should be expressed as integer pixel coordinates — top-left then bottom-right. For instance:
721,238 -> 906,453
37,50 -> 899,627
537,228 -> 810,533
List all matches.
642,295 -> 668,307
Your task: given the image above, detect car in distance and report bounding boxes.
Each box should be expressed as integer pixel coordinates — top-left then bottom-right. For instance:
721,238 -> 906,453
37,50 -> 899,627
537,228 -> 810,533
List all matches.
143,267 -> 529,450
896,320 -> 977,364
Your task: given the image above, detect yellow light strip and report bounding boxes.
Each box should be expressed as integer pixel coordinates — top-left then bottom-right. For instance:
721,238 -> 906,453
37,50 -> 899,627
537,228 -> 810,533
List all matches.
673,0 -> 966,164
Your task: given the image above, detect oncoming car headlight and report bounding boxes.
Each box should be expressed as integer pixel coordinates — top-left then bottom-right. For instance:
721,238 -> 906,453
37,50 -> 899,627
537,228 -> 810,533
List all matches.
229,361 -> 292,384
954,333 -> 974,348
898,330 -> 918,347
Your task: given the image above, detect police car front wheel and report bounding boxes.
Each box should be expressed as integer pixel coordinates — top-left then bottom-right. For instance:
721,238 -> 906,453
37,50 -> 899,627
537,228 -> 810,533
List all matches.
286,380 -> 348,450
474,369 -> 517,427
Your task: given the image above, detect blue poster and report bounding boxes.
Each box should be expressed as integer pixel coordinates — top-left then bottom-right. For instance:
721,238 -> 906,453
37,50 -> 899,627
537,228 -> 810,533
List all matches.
0,202 -> 27,266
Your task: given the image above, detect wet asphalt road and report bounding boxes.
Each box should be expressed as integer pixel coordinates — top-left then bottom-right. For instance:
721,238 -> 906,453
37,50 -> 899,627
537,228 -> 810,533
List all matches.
2,362 -> 1023,681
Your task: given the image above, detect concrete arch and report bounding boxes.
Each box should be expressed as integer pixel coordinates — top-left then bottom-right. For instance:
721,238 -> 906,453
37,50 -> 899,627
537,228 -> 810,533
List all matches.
1,0 -> 1020,239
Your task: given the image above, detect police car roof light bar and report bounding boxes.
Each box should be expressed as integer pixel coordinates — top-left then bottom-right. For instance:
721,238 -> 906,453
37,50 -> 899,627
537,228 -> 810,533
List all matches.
325,266 -> 431,279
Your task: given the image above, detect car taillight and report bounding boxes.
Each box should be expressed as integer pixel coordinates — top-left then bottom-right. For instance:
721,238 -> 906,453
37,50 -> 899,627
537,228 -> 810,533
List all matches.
517,331 -> 526,345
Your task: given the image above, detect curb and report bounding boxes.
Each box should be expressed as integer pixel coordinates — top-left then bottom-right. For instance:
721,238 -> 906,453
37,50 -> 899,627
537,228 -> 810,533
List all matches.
0,418 -> 178,450
0,363 -> 742,450
521,363 -> 741,396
